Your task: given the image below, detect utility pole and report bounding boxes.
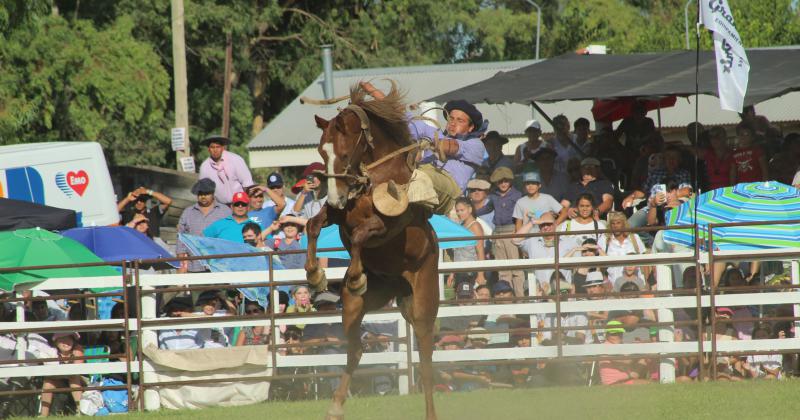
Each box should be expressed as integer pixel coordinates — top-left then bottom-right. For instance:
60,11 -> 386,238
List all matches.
171,0 -> 192,171
524,0 -> 541,60
222,33 -> 233,138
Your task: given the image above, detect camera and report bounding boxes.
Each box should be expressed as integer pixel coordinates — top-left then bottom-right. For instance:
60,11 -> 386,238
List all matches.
305,174 -> 316,183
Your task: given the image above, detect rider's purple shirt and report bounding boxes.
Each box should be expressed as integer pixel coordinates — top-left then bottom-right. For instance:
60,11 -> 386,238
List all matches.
408,119 -> 486,192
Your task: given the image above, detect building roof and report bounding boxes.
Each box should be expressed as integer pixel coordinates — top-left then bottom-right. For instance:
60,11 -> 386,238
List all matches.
249,54 -> 800,154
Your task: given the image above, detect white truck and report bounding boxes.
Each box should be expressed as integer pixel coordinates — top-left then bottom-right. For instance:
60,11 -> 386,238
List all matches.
0,142 -> 119,226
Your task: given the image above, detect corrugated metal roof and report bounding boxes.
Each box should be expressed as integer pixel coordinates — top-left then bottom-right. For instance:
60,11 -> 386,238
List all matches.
248,58 -> 800,153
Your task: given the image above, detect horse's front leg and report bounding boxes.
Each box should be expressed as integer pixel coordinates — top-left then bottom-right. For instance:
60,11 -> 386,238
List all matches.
305,205 -> 329,291
345,215 -> 387,295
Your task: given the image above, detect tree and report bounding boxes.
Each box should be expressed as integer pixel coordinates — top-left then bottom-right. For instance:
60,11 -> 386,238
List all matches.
0,15 -> 171,166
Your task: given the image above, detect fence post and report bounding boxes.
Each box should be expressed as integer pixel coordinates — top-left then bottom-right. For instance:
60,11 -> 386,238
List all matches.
140,283 -> 159,410
397,318 -> 409,395
656,264 -> 676,383
792,260 -> 799,348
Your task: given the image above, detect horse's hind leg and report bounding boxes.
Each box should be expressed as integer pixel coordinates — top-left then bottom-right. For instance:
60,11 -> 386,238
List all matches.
326,287 -> 367,420
305,205 -> 329,291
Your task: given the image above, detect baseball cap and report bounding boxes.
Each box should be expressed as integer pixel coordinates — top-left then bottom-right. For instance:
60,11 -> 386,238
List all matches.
267,172 -> 284,188
581,157 -> 601,167
466,178 -> 491,191
302,162 -> 325,178
524,119 -> 541,132
232,191 -> 250,204
490,167 -> 514,183
456,281 -> 473,299
492,281 -> 514,296
582,271 -> 605,288
606,320 -> 626,335
715,307 -> 734,318
522,171 -> 542,184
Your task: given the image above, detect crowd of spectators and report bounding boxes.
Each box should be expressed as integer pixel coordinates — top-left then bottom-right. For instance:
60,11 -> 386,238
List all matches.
4,103 -> 800,414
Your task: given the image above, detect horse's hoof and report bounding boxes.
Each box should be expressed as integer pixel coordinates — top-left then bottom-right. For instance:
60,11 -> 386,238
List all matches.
306,267 -> 328,292
325,406 -> 344,420
346,273 -> 367,296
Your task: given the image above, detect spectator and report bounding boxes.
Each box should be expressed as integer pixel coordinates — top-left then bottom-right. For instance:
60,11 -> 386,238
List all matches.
560,158 -> 615,222
512,171 -> 565,232
623,147 -> 691,230
547,115 -> 584,173
286,285 -> 315,330
582,272 -> 609,343
245,185 -> 278,229
563,238 -> 606,291
203,192 -> 256,242
482,131 -> 513,175
703,126 -> 734,190
263,172 -> 295,216
263,216 -> 306,269
304,291 -> 345,396
599,321 -> 650,385
118,186 -> 172,238
176,178 -> 231,273
540,275 -> 587,346
194,290 -> 233,348
488,167 -> 524,296
292,162 -> 327,220
158,296 -> 203,350
198,135 -> 254,205
599,211 -> 645,280
612,100 -> 656,158
514,119 -> 545,173
235,301 -> 271,346
447,198 -> 487,290
770,133 -> 800,185
466,178 -> 495,231
435,334 -> 466,391
530,148 -> 569,202
242,222 -> 268,249
40,332 -> 84,417
126,213 -> 152,238
558,193 -> 607,251
712,307 -> 741,381
28,296 -> 67,322
613,262 -> 647,292
474,284 -> 491,302
743,323 -> 783,379
573,117 -> 593,155
513,212 -> 571,294
732,122 -> 768,184
644,179 -> 683,230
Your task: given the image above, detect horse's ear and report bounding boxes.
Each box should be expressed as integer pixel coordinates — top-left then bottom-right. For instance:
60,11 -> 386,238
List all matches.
314,115 -> 329,129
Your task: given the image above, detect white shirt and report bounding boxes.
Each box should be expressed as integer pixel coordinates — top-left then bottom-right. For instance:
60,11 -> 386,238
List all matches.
558,218 -> 607,251
540,312 -> 589,344
517,236 -> 572,288
265,196 -> 296,217
598,233 -> 645,280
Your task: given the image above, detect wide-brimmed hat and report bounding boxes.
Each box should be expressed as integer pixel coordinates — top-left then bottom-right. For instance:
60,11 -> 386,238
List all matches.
443,100 -> 483,128
373,181 -> 408,217
483,131 -> 508,145
490,167 -> 514,183
583,271 -> 605,288
200,135 -> 231,147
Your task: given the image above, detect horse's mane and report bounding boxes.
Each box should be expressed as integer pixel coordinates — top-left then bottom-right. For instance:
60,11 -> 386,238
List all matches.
349,81 -> 412,147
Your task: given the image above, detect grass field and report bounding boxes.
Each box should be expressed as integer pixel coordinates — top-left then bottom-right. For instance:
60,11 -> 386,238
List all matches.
17,380 -> 799,420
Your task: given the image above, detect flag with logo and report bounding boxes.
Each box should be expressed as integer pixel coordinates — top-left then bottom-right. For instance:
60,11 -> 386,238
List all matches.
700,0 -> 749,112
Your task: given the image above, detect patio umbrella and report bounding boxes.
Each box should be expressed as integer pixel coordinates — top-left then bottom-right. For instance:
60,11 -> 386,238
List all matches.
300,214 -> 478,259
663,182 -> 800,250
0,198 -> 79,232
61,226 -> 178,270
0,228 -> 120,291
591,96 -> 677,122
178,234 -> 285,307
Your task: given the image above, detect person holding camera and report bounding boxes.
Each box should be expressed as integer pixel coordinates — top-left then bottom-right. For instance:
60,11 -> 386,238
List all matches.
118,186 -> 172,238
291,162 -> 327,220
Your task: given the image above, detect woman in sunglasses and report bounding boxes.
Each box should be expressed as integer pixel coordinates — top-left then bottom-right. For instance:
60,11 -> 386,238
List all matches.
235,300 -> 272,346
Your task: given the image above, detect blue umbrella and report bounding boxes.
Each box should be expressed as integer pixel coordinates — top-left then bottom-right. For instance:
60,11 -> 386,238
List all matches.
179,234 -> 285,307
664,181 -> 800,250
61,226 -> 178,270
300,214 -> 477,259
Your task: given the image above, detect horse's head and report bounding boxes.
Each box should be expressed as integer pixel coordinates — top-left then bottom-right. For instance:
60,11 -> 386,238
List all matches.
315,110 -> 369,210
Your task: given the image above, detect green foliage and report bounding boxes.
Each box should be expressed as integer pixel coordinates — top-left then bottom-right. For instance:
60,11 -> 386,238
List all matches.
0,15 -> 171,166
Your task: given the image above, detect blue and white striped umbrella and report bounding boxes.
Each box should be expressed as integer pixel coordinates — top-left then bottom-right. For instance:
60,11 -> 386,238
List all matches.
663,181 -> 800,250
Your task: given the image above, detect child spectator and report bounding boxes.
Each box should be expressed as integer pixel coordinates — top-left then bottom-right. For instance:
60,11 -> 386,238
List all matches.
158,296 -> 203,350
447,198 -> 487,290
599,321 -> 650,385
40,332 -> 84,417
512,171 -> 565,232
264,217 -> 306,269
563,237 -> 605,290
732,122 -> 768,183
488,167 -> 524,296
285,285 -> 315,330
742,324 -> 783,379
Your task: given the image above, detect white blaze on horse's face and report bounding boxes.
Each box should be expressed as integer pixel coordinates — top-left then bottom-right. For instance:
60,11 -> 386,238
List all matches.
321,142 -> 347,209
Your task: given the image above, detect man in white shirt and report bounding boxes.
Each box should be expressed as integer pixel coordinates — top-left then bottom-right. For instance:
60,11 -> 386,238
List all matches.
513,212 -> 572,294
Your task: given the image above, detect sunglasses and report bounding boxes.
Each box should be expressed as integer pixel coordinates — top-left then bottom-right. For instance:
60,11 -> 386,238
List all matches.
232,202 -> 248,207
250,194 -> 264,199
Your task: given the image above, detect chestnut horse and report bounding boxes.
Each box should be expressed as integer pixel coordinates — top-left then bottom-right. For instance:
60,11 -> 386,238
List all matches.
304,83 -> 439,420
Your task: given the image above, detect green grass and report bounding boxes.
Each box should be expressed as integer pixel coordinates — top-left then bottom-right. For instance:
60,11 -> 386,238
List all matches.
16,380 -> 800,419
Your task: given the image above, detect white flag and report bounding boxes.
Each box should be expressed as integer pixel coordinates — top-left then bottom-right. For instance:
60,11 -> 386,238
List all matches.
700,0 -> 749,112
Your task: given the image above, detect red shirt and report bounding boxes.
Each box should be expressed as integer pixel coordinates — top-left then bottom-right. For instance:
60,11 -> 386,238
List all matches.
704,148 -> 733,190
732,146 -> 763,183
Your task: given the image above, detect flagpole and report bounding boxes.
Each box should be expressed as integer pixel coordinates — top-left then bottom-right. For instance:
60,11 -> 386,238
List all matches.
693,0 -> 704,382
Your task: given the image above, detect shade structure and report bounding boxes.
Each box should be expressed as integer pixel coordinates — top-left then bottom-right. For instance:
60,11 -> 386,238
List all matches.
591,96 -> 677,122
0,228 -> 120,291
300,214 -> 478,259
0,198 -> 79,232
178,234 -> 285,307
61,226 -> 177,270
663,182 -> 800,250
430,49 -> 800,107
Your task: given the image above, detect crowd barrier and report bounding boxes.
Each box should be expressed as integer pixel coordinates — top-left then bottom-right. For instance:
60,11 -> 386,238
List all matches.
0,222 -> 798,414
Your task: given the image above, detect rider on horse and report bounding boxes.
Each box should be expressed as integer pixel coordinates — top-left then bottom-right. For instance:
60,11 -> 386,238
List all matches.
361,82 -> 487,216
